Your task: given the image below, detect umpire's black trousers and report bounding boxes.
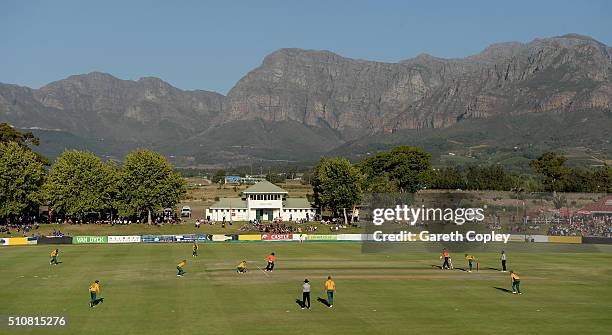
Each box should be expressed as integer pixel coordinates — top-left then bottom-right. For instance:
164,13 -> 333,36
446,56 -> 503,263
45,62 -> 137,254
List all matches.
302,292 -> 311,308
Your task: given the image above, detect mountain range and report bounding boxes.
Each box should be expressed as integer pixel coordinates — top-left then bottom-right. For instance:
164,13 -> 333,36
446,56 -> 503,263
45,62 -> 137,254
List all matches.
1,33 -> 610,169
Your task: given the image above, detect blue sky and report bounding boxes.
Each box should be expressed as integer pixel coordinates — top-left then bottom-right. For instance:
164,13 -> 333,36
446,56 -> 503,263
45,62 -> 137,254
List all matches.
1,0 -> 610,94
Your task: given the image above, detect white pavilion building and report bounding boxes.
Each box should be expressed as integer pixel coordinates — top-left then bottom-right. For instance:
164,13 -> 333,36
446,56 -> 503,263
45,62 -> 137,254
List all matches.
205,181 -> 315,222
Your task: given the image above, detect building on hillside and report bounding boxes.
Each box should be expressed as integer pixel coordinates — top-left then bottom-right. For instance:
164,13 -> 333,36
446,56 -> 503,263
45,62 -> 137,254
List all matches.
242,175 -> 266,184
224,176 -> 241,185
205,180 -> 315,222
578,196 -> 612,217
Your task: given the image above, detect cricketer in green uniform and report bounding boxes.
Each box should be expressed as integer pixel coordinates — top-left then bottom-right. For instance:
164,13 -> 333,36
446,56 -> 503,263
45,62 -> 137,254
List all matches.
192,243 -> 198,257
511,271 -> 522,294
325,276 -> 336,308
177,260 -> 186,276
89,280 -> 101,307
465,254 -> 476,272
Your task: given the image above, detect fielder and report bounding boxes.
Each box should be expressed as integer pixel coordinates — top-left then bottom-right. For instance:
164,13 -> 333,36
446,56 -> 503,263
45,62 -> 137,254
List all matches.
237,260 -> 248,273
192,242 -> 198,257
325,276 -> 336,308
465,254 -> 476,272
89,280 -> 102,308
177,260 -> 186,277
50,249 -> 59,265
510,271 -> 522,294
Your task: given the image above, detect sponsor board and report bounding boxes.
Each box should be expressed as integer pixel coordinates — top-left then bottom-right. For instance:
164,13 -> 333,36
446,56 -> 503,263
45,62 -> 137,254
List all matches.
531,235 -> 549,243
548,236 -> 582,244
7,237 -> 29,245
307,234 -> 337,241
73,236 -> 108,244
142,235 -> 176,243
37,236 -> 73,244
108,235 -> 142,244
337,234 -> 363,241
212,234 -> 233,242
508,235 -> 530,242
582,236 -> 612,244
238,234 -> 262,241
261,233 -> 293,241
175,234 -> 210,243
363,234 -> 376,241
7,237 -> 37,245
292,234 -> 307,241
2,237 -> 37,245
508,234 -> 547,243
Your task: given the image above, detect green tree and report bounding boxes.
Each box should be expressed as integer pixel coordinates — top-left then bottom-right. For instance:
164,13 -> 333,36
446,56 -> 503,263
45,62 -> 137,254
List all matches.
118,149 -> 186,223
211,169 -> 226,184
301,170 -> 313,185
43,150 -> 117,219
360,146 -> 431,193
367,175 -> 399,193
592,166 -> 612,193
465,165 -> 512,191
0,123 -> 39,145
430,167 -> 465,190
562,166 -> 612,193
312,157 -> 363,223
561,168 -> 590,192
266,171 -> 286,184
529,152 -> 568,192
101,160 -> 121,218
552,193 -> 567,210
0,122 -> 49,165
0,142 -> 46,221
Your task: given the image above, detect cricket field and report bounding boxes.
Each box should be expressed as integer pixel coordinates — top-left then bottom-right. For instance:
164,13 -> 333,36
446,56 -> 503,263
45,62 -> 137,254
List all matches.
1,242 -> 611,334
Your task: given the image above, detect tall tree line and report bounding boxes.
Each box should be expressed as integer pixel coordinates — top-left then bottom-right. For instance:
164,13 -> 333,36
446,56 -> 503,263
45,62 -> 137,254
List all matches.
310,148 -> 610,219
0,124 -> 186,224
529,152 -> 611,193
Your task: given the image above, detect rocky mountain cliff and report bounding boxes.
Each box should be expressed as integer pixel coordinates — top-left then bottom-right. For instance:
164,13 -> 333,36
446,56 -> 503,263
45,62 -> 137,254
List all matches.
0,34 -> 610,166
0,72 -> 224,144
224,34 -> 610,135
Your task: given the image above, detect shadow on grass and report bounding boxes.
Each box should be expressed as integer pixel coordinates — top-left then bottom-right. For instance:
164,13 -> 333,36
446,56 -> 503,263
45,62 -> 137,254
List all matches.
487,267 -> 500,271
91,298 -> 104,307
430,264 -> 442,269
493,287 -> 513,294
295,299 -> 303,308
317,297 -> 330,307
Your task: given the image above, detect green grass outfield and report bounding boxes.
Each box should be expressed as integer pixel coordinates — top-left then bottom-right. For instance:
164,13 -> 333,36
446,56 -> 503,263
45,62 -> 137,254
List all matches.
1,242 -> 611,334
